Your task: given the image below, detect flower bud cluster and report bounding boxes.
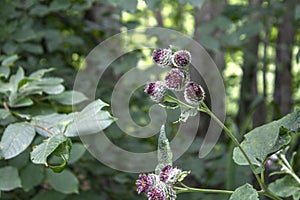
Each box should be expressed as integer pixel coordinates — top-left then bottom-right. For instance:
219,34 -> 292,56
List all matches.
136,165 -> 188,200
145,48 -> 205,106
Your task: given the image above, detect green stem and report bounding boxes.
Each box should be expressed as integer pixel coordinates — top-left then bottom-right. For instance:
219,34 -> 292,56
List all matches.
164,94 -> 195,109
198,102 -> 282,200
175,183 -> 233,195
279,154 -> 300,185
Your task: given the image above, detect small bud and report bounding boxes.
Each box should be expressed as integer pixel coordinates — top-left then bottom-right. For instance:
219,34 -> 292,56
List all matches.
172,50 -> 191,68
144,81 -> 167,103
165,68 -> 190,91
184,81 -> 205,106
152,48 -> 172,68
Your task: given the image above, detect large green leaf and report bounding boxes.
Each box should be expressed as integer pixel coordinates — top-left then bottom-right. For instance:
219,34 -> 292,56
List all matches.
46,169 -> 79,194
0,166 -> 21,191
0,122 -> 35,159
48,90 -> 88,105
268,175 -> 300,198
155,125 -> 173,174
229,183 -> 259,200
20,163 -> 44,192
233,109 -> 300,168
32,113 -> 73,137
64,100 -> 115,137
30,134 -> 67,164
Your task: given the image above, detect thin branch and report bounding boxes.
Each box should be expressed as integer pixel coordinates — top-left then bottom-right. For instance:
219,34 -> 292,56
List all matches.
30,123 -> 56,137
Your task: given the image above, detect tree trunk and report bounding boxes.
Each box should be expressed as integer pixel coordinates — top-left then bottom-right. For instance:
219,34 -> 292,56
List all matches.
273,0 -> 297,118
236,0 -> 263,130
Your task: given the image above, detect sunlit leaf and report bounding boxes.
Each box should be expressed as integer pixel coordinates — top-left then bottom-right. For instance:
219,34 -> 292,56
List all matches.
64,100 -> 115,137
0,123 -> 35,159
30,134 -> 67,164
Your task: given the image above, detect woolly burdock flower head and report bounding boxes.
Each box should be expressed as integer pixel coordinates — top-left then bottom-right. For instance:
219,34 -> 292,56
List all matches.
165,68 -> 190,91
172,50 -> 191,68
144,81 -> 167,103
147,186 -> 166,200
147,181 -> 176,200
184,81 -> 205,106
152,48 -> 172,68
159,165 -> 183,184
136,174 -> 158,194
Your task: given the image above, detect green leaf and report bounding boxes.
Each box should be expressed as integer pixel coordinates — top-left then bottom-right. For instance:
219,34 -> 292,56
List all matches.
111,0 -> 137,13
0,66 -> 10,78
269,175 -> 300,198
64,99 -> 115,137
48,138 -> 72,173
233,109 -> 299,168
200,35 -> 220,52
0,109 -> 11,119
32,113 -> 73,137
0,123 -> 35,159
68,143 -> 86,164
29,5 -> 49,17
32,191 -> 66,200
49,0 -> 71,11
10,67 -> 24,92
48,91 -> 88,105
42,85 -> 65,95
178,0 -> 205,7
2,54 -> 18,67
29,68 -> 55,78
46,169 -> 79,194
0,166 -> 21,191
13,27 -> 36,42
2,41 -> 18,54
8,149 -> 30,169
9,95 -> 34,108
229,183 -> 259,200
155,125 -> 172,174
20,43 -> 43,54
30,134 -> 67,165
20,163 -> 44,192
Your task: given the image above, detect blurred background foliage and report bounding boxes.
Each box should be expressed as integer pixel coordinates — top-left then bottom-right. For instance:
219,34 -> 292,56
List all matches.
0,0 -> 299,199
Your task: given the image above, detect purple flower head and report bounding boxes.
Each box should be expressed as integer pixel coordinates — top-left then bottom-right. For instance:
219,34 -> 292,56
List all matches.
136,174 -> 158,194
152,48 -> 172,68
165,68 -> 190,91
159,165 -> 182,184
147,187 -> 166,200
144,81 -> 167,103
184,81 -> 205,106
172,50 -> 191,68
